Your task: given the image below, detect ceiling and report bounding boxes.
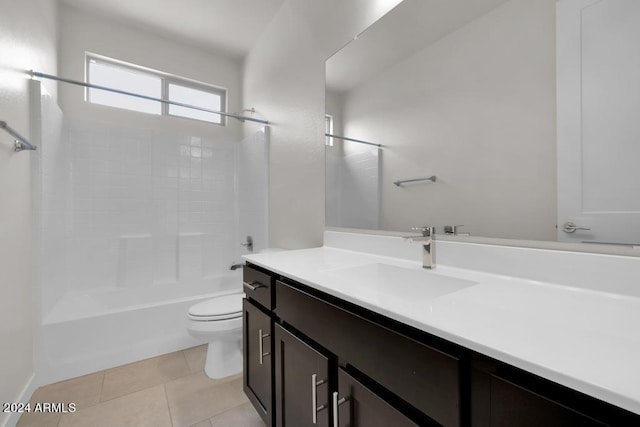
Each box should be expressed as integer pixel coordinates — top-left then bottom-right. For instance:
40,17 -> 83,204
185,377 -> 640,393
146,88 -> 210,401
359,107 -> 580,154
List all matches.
60,0 -> 285,58
326,0 -> 510,93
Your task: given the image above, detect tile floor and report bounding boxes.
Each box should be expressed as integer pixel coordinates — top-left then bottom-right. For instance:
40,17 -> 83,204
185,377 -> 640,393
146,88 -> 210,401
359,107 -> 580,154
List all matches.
17,345 -> 265,427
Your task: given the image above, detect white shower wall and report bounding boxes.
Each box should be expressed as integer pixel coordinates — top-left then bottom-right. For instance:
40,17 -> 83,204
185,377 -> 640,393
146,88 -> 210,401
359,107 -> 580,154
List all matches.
36,109 -> 268,319
62,118 -> 238,292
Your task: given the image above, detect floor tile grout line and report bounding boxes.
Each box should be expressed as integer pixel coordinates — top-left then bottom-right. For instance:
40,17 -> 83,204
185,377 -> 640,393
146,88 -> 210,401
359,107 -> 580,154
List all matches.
162,383 -> 175,427
208,399 -> 252,423
95,381 -> 172,405
180,348 -> 192,375
98,369 -> 106,403
97,351 -> 195,404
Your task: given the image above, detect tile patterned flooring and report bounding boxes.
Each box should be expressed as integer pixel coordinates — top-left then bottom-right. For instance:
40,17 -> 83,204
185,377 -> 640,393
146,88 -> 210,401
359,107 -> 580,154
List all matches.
17,345 -> 265,427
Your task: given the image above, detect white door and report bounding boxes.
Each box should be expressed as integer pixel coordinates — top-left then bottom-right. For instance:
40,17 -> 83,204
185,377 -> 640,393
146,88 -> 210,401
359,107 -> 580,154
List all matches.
557,0 -> 640,245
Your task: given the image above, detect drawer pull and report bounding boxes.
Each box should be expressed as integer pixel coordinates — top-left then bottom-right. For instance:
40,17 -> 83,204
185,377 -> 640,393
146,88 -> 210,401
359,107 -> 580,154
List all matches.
244,281 -> 266,292
332,391 -> 349,427
258,329 -> 270,365
311,373 -> 327,424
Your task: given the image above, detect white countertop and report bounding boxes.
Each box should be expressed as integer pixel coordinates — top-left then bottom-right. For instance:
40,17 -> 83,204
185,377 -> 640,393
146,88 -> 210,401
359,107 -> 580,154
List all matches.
244,244 -> 640,415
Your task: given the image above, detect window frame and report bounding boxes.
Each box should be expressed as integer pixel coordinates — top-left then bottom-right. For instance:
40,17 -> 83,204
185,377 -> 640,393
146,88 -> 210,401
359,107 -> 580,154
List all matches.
85,53 -> 228,126
325,114 -> 334,147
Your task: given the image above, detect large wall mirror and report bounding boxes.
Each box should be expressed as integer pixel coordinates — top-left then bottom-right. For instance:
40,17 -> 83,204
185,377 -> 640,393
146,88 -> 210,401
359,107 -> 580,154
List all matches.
325,0 -> 640,250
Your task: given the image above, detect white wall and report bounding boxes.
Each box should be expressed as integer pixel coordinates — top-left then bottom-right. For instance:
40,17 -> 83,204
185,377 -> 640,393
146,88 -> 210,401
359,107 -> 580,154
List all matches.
58,4 -> 242,141
243,0 -> 403,249
339,0 -> 557,240
0,1 -> 57,425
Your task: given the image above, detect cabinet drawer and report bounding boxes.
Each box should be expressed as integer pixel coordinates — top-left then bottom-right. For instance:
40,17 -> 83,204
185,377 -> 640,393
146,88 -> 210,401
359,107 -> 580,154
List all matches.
243,265 -> 273,309
276,282 -> 461,427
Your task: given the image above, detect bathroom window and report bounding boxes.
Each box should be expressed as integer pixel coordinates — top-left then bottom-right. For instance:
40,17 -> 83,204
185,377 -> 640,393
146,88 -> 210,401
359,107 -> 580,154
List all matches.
86,54 -> 227,125
166,81 -> 224,124
325,114 -> 334,146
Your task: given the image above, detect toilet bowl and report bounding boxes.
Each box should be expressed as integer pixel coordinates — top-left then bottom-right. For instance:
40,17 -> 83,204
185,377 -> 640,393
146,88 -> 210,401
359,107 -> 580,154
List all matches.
187,292 -> 243,379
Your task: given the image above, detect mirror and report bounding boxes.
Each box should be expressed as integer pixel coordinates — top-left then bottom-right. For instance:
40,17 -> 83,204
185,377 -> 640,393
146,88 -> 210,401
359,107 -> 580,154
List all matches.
325,0 -> 640,248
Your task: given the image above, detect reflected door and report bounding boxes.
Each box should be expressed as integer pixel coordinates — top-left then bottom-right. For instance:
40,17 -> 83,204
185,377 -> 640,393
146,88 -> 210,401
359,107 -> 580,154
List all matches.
557,0 -> 640,245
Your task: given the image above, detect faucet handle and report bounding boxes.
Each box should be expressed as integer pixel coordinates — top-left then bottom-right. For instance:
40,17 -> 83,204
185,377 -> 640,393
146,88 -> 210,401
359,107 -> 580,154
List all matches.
240,235 -> 253,252
411,226 -> 435,236
443,225 -> 464,235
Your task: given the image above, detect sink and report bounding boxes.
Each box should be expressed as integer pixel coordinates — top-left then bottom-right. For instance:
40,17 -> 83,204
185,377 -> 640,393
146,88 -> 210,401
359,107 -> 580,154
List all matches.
321,263 -> 478,300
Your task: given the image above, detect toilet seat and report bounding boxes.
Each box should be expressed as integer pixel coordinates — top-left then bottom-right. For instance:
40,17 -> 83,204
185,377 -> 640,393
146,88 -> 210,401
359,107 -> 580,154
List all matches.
188,293 -> 243,321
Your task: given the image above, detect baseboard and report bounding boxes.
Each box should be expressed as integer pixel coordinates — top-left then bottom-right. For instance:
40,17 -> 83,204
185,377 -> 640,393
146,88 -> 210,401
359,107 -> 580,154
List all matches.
1,373 -> 37,427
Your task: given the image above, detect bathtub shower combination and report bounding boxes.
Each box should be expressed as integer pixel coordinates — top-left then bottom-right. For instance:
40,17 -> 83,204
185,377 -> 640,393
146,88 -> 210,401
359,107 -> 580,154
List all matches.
31,81 -> 268,385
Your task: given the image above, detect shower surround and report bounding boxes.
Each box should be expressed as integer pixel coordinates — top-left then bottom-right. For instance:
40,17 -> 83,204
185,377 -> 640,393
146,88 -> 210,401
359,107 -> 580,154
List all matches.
31,81 -> 268,384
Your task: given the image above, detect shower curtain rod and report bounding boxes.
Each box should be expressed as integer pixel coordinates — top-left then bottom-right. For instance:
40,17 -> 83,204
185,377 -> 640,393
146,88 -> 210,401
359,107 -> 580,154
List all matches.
325,133 -> 382,148
30,71 -> 269,125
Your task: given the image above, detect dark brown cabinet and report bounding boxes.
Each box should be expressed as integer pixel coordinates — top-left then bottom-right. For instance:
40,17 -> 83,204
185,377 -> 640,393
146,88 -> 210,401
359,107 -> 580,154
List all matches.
243,262 -> 640,427
335,367 -> 418,427
276,279 -> 460,427
274,324 -> 330,427
482,375 -> 604,427
243,265 -> 273,309
243,298 -> 272,426
273,322 -> 418,427
470,359 -> 624,427
243,264 -> 276,426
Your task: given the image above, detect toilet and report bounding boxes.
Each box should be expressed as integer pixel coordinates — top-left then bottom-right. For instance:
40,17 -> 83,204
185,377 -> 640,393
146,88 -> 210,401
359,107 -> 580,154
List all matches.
187,292 -> 244,379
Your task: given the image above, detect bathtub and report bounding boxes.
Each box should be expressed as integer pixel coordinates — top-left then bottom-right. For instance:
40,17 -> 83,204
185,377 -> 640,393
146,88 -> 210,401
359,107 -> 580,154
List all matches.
36,272 -> 242,385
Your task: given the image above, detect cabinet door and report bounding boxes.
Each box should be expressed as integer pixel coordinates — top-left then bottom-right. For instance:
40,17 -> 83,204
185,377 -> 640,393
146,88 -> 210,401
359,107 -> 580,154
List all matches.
472,368 -> 606,427
334,368 -> 418,427
243,299 -> 272,426
274,324 -> 330,427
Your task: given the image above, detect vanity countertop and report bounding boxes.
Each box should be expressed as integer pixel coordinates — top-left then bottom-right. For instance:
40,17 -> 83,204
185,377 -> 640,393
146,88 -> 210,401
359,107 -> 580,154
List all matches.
244,244 -> 640,416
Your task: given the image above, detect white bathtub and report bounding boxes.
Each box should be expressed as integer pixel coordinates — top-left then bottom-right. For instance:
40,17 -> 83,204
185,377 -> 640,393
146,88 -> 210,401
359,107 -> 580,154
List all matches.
36,272 -> 242,385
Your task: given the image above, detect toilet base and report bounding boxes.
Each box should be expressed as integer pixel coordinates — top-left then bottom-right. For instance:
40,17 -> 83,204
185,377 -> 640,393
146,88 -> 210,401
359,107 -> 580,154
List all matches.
204,337 -> 243,379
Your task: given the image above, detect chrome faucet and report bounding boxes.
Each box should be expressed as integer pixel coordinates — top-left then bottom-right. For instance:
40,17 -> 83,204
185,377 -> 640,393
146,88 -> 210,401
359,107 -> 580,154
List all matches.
230,262 -> 244,271
404,226 -> 435,269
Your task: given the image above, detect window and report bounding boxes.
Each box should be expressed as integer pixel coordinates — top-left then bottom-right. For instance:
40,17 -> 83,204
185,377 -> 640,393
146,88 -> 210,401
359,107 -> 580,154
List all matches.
167,82 -> 223,124
325,114 -> 334,146
86,55 -> 227,125
87,59 -> 161,115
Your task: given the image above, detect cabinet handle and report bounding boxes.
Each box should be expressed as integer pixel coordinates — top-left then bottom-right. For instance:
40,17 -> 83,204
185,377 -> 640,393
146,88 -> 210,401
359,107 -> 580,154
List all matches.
244,281 -> 266,292
311,373 -> 327,424
258,329 -> 270,365
332,391 -> 348,427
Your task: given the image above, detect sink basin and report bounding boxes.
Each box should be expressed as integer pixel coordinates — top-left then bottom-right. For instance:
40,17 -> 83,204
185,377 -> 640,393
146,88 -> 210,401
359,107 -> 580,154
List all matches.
322,263 -> 478,300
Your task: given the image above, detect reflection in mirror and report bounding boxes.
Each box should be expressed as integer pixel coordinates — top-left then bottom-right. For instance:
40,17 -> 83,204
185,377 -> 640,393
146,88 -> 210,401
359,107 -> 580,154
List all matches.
325,0 -> 640,247
325,136 -> 381,229
557,0 -> 640,247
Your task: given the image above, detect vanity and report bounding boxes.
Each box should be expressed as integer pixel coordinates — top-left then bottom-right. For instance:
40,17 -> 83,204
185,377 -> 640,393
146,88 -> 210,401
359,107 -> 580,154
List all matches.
242,231 -> 640,426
